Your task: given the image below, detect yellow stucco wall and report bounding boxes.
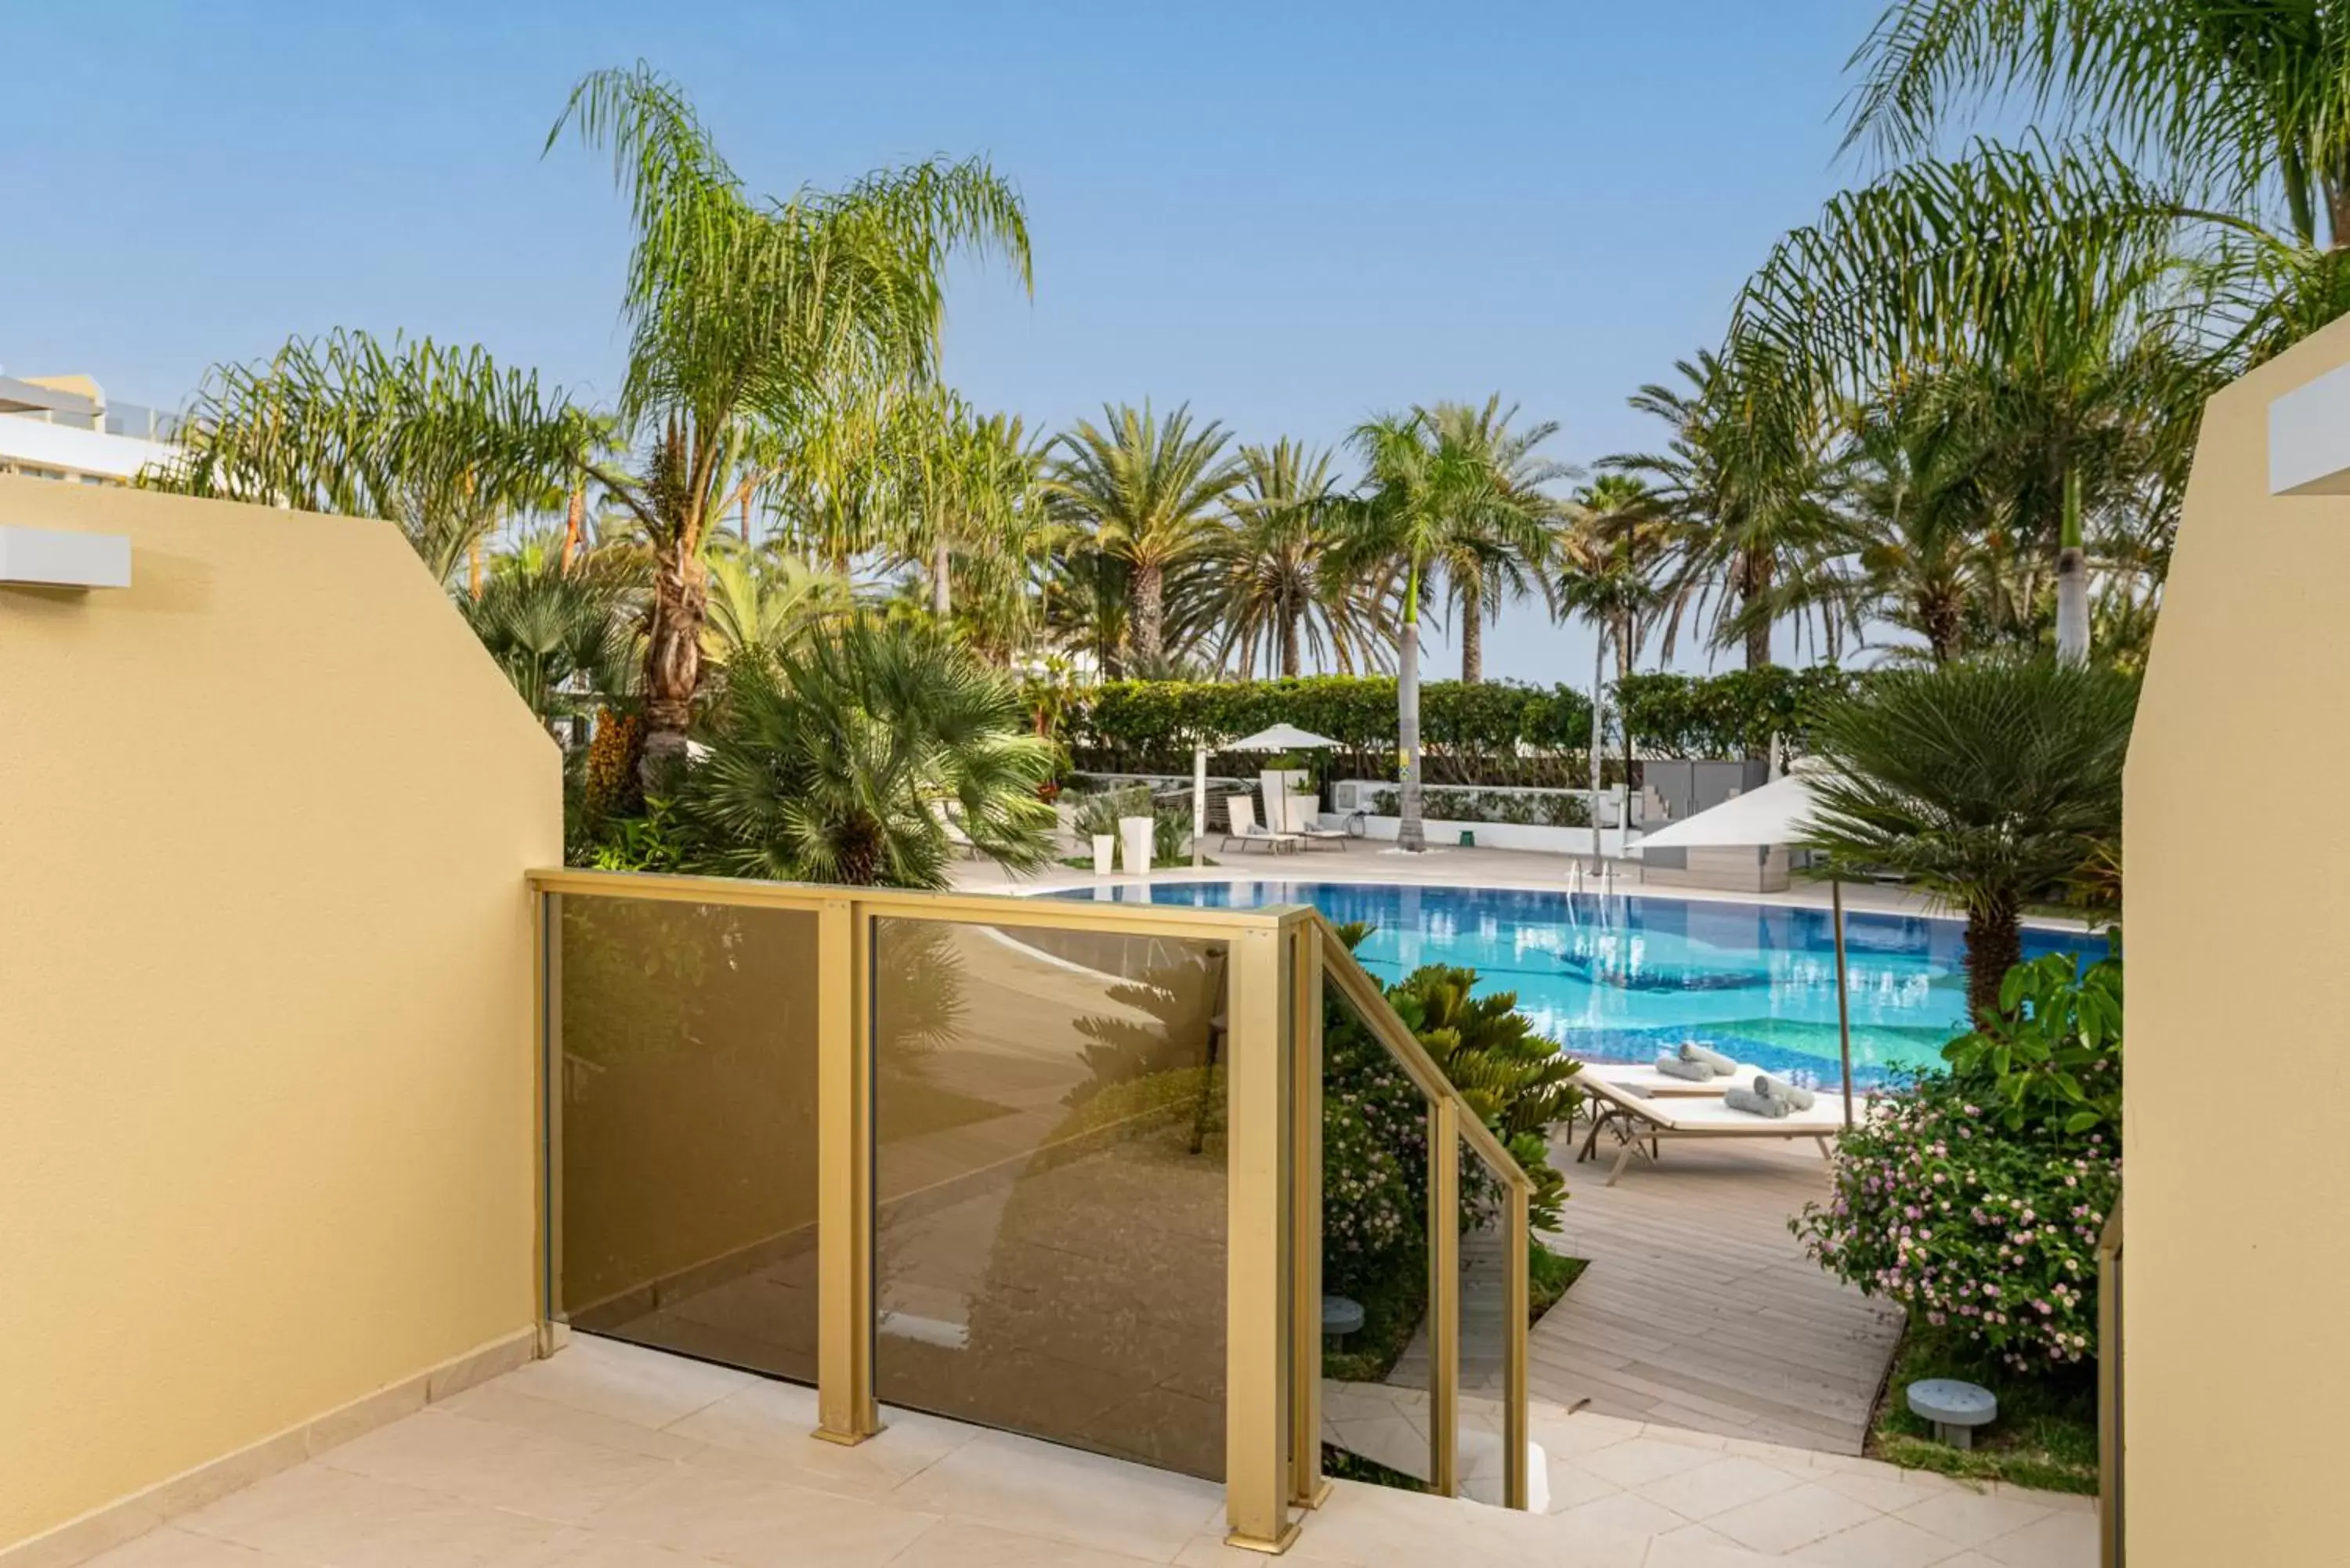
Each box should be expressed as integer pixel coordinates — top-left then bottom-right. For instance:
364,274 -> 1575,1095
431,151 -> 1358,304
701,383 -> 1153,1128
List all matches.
0,479 -> 562,1547
2125,317 -> 2350,1565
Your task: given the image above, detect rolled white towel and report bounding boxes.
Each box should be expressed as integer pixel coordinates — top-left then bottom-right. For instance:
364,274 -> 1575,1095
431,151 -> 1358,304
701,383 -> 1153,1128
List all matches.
1654,1053 -> 1716,1083
1755,1073 -> 1817,1111
1724,1085 -> 1790,1119
1680,1042 -> 1737,1077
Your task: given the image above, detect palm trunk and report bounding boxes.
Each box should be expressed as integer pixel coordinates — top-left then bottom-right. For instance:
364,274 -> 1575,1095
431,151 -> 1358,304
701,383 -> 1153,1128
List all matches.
1616,610 -> 1634,681
1131,560 -> 1166,668
468,539 -> 484,600
1741,551 -> 1773,669
932,538 -> 953,617
1589,623 -> 1606,872
2054,467 -> 2089,666
1621,670 -> 1636,858
740,490 -> 753,546
1397,568 -> 1425,852
1281,609 -> 1300,678
639,539 -> 710,788
1965,895 -> 2023,1024
562,484 -> 586,573
1460,581 -> 1482,683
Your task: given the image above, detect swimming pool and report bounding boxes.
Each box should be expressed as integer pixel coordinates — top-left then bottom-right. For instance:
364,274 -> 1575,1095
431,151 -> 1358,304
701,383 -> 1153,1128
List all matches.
1044,880 -> 2106,1087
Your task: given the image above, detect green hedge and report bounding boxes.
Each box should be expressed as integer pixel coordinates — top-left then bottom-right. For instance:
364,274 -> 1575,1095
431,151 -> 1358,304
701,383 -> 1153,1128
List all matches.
1065,677 -> 1596,785
1615,667 -> 1857,759
1063,668 -> 1861,782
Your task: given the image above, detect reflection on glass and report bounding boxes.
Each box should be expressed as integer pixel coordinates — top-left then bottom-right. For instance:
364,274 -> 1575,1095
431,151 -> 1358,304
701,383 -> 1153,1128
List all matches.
1458,1136 -> 1512,1505
556,896 -> 820,1382
1318,977 -> 1435,1489
873,919 -> 1229,1479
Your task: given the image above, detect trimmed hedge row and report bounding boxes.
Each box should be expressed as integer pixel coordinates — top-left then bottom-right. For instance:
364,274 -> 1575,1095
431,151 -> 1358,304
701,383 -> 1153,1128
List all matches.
1615,667 -> 1856,759
1064,668 -> 1859,779
1064,677 -> 1596,784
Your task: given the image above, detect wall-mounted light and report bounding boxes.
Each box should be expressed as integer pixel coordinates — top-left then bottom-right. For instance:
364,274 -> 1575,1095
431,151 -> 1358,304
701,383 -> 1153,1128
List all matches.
0,526 -> 132,589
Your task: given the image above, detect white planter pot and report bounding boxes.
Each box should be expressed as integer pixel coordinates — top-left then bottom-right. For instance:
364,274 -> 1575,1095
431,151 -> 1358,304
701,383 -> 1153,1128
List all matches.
1119,816 -> 1155,876
1092,833 -> 1116,876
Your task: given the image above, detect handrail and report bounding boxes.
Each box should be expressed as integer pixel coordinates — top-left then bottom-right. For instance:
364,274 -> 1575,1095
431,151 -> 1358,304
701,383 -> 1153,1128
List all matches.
1307,909 -> 1531,1513
529,866 -> 1303,938
1311,913 -> 1531,1196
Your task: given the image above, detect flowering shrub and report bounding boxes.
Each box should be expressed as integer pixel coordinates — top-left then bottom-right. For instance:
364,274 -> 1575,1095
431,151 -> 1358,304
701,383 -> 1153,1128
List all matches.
1794,1071 -> 2118,1371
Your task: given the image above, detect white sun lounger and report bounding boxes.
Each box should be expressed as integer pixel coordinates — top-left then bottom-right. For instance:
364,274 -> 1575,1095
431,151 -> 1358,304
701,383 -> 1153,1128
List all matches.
1219,793 -> 1302,854
1574,1075 -> 1848,1186
1580,1058 -> 1766,1099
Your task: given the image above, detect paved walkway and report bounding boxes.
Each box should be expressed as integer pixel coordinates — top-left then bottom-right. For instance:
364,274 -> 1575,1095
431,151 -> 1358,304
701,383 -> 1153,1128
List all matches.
87,1335 -> 2095,1568
1531,1132 -> 1904,1454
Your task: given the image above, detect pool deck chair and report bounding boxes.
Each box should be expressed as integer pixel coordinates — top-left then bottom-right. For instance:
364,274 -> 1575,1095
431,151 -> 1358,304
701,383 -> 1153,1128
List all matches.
1575,1076 -> 1847,1186
1219,793 -> 1302,854
1292,813 -> 1349,851
1580,1059 -> 1767,1100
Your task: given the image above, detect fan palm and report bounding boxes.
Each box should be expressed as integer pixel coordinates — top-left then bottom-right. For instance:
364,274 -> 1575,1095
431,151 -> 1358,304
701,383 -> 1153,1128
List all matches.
1192,439 -> 1391,677
699,543 -> 849,667
549,63 -> 1030,782
677,618 -> 1058,887
1044,403 -> 1242,669
1799,658 -> 2138,1020
457,561 -> 640,734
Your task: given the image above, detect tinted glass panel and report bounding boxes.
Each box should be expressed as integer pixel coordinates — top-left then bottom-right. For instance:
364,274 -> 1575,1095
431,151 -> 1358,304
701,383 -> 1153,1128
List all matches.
1318,978 -> 1435,1489
557,895 -> 820,1382
873,919 -> 1230,1479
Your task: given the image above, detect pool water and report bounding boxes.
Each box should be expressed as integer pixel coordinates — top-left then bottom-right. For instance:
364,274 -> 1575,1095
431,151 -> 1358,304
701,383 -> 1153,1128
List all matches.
1046,880 -> 2106,1088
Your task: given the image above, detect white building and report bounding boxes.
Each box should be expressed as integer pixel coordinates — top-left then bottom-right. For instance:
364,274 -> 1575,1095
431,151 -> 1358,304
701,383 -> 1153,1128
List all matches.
0,373 -> 179,486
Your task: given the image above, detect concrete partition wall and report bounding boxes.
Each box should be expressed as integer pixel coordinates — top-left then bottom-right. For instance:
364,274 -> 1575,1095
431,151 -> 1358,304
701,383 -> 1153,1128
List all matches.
0,479 -> 562,1554
2124,318 -> 2350,1565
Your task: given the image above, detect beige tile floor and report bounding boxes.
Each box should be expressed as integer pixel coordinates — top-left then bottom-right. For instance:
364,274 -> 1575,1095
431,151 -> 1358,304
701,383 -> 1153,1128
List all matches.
86,1335 -> 2096,1568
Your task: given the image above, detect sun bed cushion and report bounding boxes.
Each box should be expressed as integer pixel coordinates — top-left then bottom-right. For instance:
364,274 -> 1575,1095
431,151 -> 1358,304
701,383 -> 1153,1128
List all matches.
1679,1042 -> 1738,1076
1755,1073 -> 1817,1111
1653,1053 -> 1716,1083
1724,1085 -> 1791,1119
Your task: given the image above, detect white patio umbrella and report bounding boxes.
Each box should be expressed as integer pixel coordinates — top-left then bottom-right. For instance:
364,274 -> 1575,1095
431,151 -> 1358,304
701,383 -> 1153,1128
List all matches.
1194,724 -> 1341,865
1633,761 -> 1858,1127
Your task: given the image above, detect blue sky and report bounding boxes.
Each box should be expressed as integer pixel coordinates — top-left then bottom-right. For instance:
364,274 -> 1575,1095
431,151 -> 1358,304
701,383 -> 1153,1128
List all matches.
4,1 -> 1884,681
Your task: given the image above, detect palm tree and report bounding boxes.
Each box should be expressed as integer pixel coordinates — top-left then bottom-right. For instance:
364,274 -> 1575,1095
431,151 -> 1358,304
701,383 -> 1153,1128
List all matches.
1555,483 -> 1661,865
1724,1 -> 2350,663
677,618 -> 1059,887
151,330 -> 588,586
457,560 -> 640,735
1345,400 -> 1561,849
548,63 -> 1031,782
1045,403 -> 1242,669
1193,439 -> 1390,677
1799,659 -> 2138,1021
898,395 -> 1056,660
1611,352 -> 1841,670
699,542 -> 848,668
1422,398 -> 1574,683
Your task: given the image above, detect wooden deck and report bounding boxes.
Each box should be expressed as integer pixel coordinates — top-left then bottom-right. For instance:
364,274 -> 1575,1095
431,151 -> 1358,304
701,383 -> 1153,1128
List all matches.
1530,1125 -> 1904,1454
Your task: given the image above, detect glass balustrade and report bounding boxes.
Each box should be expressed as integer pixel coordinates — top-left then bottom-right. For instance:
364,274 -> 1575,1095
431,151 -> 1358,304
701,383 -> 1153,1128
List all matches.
535,871 -> 1530,1552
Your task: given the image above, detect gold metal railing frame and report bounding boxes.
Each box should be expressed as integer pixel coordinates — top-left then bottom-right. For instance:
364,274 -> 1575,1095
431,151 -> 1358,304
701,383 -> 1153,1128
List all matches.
1310,919 -> 1532,1513
528,870 -> 1534,1552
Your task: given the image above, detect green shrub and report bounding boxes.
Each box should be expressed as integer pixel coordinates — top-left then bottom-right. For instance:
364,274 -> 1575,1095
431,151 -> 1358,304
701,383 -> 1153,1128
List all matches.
1793,951 -> 2122,1374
